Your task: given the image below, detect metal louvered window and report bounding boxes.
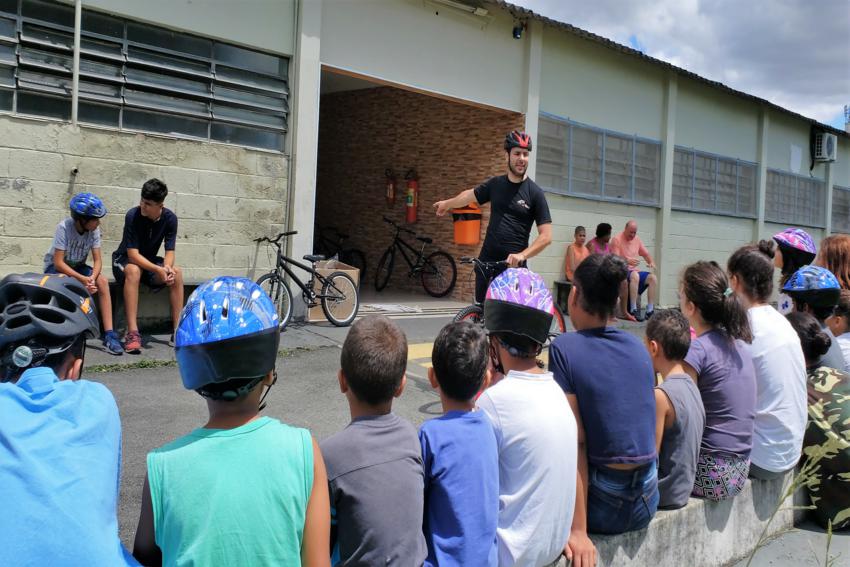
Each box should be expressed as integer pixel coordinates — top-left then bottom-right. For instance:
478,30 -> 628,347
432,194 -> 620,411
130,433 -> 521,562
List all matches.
0,0 -> 288,151
537,113 -> 661,206
832,185 -> 850,233
671,147 -> 757,218
765,169 -> 826,228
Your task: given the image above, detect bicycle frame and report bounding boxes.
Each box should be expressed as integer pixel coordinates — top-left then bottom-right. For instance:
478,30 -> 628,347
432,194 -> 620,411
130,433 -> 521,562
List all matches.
386,229 -> 429,275
267,241 -> 342,304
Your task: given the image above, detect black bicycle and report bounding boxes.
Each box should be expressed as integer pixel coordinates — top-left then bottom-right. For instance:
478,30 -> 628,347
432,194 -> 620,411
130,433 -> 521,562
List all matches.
313,226 -> 367,278
254,231 -> 360,330
453,257 -> 567,338
375,217 -> 457,297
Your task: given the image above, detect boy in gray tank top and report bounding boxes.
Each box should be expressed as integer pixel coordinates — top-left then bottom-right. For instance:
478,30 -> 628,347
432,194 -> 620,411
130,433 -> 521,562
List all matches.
645,309 -> 706,509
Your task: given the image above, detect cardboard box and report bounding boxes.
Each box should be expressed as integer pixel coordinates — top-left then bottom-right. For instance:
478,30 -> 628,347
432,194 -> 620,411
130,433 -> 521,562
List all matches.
308,259 -> 361,322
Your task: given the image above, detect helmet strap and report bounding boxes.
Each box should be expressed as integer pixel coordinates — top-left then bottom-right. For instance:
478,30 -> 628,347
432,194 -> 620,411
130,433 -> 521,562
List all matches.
258,369 -> 278,412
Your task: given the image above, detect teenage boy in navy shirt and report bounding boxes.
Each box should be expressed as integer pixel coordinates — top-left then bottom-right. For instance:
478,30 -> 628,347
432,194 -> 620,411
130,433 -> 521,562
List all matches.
420,321 -> 498,567
112,179 -> 184,353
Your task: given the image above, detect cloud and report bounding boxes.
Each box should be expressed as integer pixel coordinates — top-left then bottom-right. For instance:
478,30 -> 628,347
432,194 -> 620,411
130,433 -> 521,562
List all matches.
513,0 -> 850,125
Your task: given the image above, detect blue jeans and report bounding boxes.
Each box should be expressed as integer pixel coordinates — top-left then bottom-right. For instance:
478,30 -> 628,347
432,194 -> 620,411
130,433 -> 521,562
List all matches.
45,263 -> 93,277
587,461 -> 659,534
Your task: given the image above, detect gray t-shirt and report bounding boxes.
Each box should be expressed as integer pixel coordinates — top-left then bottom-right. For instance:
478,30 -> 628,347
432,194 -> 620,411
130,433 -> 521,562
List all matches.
43,218 -> 101,270
820,326 -> 846,372
321,413 -> 427,567
657,374 -> 705,509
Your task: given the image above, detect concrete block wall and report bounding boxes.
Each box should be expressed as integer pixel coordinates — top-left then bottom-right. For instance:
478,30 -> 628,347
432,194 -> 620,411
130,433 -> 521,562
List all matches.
315,87 -> 523,302
0,117 -> 289,286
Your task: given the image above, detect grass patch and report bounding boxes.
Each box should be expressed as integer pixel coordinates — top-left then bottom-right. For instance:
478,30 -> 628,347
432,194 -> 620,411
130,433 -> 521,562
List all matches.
87,359 -> 177,373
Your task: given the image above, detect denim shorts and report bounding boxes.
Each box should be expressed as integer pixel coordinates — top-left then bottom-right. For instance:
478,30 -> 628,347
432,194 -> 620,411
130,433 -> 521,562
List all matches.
587,461 -> 659,535
45,263 -> 93,277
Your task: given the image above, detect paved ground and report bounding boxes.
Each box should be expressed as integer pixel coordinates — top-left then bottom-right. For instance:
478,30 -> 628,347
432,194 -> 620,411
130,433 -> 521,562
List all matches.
83,311 -> 847,563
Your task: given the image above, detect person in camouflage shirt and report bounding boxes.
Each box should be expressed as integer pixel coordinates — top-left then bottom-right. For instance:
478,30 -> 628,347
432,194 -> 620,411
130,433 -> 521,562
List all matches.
788,311 -> 850,530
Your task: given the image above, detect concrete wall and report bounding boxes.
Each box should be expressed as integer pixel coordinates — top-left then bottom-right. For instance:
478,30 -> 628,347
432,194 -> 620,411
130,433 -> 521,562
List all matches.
315,87 -> 523,301
320,0 -> 525,112
540,28 -> 665,140
766,112 -> 829,180
536,194 -> 658,288
676,77 -> 759,161
83,0 -> 296,55
0,117 -> 287,283
833,139 -> 850,188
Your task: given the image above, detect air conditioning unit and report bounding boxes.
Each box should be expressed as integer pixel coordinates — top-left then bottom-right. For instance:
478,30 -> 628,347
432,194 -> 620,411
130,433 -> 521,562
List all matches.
814,132 -> 837,162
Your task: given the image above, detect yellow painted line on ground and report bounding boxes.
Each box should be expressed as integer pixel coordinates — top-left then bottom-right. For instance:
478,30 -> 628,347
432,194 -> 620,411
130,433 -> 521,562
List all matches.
408,342 -> 433,361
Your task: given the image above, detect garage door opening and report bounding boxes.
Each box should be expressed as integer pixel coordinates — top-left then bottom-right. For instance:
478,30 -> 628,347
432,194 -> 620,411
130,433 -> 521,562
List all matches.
315,67 -> 523,314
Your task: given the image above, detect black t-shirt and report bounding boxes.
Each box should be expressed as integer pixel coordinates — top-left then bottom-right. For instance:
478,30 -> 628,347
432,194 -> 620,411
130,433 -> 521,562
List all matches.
113,206 -> 178,263
473,175 -> 552,261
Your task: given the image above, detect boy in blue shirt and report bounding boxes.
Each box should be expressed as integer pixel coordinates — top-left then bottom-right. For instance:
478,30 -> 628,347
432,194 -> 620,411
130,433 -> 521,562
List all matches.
45,192 -> 122,354
420,321 -> 498,567
0,273 -> 137,566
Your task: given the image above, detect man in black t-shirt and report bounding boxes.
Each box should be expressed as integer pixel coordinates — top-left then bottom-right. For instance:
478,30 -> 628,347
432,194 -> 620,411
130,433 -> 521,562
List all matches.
112,178 -> 184,353
434,131 -> 553,302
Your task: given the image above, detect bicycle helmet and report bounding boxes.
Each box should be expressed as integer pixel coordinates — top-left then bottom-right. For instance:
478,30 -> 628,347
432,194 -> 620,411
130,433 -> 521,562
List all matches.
484,268 -> 554,346
782,265 -> 840,308
773,228 -> 816,261
0,273 -> 99,379
175,276 -> 280,400
504,130 -> 533,152
69,192 -> 107,219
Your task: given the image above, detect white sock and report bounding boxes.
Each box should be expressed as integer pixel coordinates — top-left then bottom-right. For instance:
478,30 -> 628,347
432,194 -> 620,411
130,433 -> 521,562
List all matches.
647,303 -> 654,313
629,301 -> 637,312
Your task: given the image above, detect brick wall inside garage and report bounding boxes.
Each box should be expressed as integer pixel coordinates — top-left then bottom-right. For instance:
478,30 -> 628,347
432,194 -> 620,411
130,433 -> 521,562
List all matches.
315,87 -> 523,302
0,117 -> 288,284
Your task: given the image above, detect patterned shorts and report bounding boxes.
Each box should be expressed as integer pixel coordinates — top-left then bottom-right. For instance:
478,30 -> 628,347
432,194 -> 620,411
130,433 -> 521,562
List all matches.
692,452 -> 750,501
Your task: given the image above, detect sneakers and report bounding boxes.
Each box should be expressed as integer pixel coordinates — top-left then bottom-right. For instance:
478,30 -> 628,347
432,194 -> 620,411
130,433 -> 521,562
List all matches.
629,308 -> 645,323
644,309 -> 655,320
124,331 -> 142,354
102,330 -> 123,355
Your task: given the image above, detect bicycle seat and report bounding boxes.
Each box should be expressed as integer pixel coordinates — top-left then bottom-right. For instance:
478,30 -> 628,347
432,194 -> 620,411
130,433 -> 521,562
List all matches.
417,236 -> 433,244
303,254 -> 325,263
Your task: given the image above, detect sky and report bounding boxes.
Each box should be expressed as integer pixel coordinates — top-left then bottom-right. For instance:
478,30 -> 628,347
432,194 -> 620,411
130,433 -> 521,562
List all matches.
512,0 -> 850,130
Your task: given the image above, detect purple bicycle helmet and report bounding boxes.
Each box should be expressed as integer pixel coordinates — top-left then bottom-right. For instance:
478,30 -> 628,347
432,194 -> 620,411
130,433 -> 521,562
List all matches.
773,228 -> 816,260
484,268 -> 554,345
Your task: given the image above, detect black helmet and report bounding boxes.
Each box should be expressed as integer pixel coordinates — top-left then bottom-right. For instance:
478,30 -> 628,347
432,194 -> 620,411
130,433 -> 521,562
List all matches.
504,130 -> 533,152
0,273 -> 99,377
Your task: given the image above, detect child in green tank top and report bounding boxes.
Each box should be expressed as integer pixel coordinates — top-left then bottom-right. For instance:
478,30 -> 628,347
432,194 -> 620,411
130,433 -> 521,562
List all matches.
132,277 -> 330,567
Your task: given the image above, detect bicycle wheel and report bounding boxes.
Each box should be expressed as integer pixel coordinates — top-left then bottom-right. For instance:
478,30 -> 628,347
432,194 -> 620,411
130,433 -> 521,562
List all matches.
341,248 -> 367,280
453,304 -> 484,325
256,272 -> 293,331
375,248 -> 395,291
549,304 -> 567,339
421,251 -> 457,298
321,271 -> 360,327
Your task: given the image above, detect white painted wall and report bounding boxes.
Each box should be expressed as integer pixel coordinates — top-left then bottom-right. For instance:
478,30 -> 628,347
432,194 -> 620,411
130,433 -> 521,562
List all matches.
540,27 -> 665,140
766,112 -> 829,179
664,211 -> 755,305
675,78 -> 759,162
832,138 -> 850,188
320,0 -> 525,112
83,0 -> 296,55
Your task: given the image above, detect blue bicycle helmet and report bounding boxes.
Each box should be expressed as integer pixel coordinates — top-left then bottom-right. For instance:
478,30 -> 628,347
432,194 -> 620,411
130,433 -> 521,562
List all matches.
782,265 -> 841,308
175,276 -> 280,400
69,192 -> 107,219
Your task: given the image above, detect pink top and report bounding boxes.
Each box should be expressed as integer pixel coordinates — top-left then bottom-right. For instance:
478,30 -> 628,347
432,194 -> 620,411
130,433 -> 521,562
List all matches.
587,238 -> 610,255
611,232 -> 650,262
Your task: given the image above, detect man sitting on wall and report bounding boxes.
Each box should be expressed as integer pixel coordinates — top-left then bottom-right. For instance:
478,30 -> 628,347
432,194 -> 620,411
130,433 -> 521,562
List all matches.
611,220 -> 657,322
112,178 -> 184,353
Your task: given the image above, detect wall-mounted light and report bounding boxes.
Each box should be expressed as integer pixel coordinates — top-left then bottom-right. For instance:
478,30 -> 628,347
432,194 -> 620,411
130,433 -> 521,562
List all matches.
512,22 -> 525,39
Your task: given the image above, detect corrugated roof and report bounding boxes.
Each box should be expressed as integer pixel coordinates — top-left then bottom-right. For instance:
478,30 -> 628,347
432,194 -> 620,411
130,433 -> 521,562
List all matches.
489,0 -> 848,138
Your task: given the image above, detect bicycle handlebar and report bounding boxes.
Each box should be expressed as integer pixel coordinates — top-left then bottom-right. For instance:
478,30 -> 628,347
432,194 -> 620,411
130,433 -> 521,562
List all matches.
460,257 -> 508,269
254,230 -> 298,244
382,216 -> 415,235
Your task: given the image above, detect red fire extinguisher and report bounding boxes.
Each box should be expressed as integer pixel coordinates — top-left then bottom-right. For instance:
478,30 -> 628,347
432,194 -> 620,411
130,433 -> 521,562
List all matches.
405,169 -> 418,224
385,169 -> 397,207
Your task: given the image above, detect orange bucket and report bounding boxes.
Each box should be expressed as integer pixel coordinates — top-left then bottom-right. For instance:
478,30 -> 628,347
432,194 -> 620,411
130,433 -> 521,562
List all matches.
452,204 -> 482,245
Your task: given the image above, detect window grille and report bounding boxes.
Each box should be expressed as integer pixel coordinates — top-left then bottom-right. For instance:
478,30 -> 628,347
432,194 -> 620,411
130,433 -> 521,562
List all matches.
765,169 -> 826,228
0,0 -> 288,151
672,147 -> 756,218
537,113 -> 661,206
832,185 -> 850,233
